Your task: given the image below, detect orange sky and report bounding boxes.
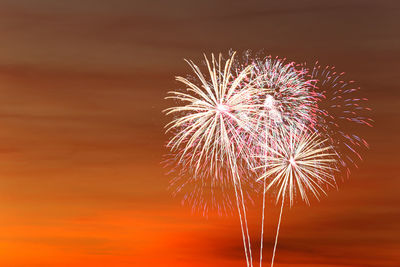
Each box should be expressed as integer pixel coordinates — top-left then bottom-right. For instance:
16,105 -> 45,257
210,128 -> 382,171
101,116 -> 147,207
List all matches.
0,1 -> 398,266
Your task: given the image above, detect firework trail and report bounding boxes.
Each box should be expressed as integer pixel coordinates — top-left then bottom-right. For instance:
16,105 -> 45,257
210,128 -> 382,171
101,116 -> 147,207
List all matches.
164,52 -> 262,266
310,64 -> 373,179
255,127 -> 337,267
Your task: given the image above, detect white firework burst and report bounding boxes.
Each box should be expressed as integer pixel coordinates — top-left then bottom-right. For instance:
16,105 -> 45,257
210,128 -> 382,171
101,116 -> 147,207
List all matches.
164,52 -> 262,267
165,52 -> 260,178
257,127 -> 337,206
249,57 -> 318,130
255,127 -> 337,267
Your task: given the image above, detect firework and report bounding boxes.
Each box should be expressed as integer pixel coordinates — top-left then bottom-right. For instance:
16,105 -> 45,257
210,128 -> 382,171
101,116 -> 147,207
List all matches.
165,52 -> 262,266
241,54 -> 319,267
255,127 -> 337,267
250,56 -> 317,129
165,53 -> 259,177
256,127 -> 337,205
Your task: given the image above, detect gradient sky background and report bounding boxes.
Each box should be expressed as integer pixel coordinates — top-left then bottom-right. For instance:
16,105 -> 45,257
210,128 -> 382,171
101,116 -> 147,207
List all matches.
0,0 -> 398,266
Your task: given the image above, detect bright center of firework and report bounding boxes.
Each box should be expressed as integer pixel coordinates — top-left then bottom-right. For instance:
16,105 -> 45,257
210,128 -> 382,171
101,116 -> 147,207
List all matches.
264,95 -> 275,109
216,103 -> 229,113
289,156 -> 297,166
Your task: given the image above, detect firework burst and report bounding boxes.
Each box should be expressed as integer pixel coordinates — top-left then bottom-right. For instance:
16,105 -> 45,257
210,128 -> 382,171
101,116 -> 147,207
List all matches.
255,127 -> 337,267
165,52 -> 263,266
256,127 -> 337,206
250,56 -> 318,129
235,53 -> 320,267
165,53 -> 259,177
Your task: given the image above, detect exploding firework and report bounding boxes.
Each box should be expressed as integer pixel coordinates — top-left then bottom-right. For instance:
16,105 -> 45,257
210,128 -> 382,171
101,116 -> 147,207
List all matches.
165,53 -> 260,177
256,127 -> 337,206
164,52 -> 262,266
235,53 -> 320,266
250,56 -> 318,129
255,126 -> 337,267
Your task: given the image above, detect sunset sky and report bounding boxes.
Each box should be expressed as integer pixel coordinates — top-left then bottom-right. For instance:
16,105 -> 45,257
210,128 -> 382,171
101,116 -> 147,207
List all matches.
0,0 -> 398,266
